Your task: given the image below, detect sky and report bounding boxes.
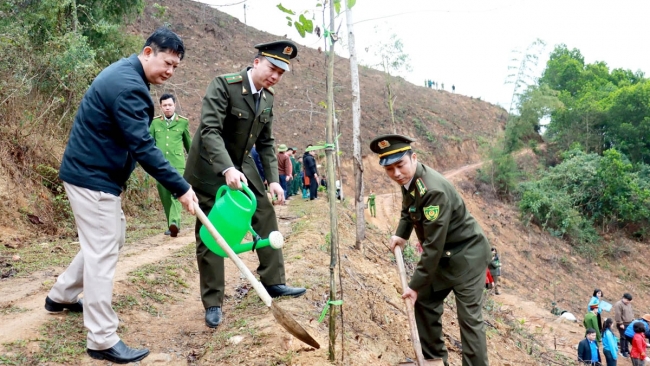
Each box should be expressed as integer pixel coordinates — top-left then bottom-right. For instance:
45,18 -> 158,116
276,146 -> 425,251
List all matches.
200,0 -> 650,111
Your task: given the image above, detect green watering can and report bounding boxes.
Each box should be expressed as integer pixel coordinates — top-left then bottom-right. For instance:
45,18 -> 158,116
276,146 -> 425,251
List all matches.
199,183 -> 283,257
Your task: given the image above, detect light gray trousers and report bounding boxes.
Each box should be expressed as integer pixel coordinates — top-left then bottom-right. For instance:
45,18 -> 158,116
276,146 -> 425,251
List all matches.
48,182 -> 125,350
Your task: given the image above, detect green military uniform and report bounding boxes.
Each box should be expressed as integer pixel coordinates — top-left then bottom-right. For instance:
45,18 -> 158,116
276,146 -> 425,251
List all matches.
184,41 -> 298,309
289,153 -> 301,196
369,134 -> 491,366
584,310 -> 601,342
149,114 -> 192,229
367,193 -> 376,217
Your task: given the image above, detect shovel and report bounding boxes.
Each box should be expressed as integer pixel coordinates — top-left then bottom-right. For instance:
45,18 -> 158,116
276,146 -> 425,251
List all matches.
394,246 -> 444,366
195,202 -> 320,349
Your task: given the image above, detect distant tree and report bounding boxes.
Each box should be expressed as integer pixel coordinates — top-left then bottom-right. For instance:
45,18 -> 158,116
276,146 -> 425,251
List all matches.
367,27 -> 411,134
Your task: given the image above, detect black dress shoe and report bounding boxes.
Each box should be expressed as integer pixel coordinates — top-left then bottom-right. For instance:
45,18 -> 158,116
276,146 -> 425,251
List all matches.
87,340 -> 149,364
169,223 -> 179,238
205,306 -> 222,328
263,284 -> 306,298
44,296 -> 83,313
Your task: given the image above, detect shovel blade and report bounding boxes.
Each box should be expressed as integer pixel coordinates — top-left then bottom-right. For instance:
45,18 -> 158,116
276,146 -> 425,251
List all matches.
270,303 -> 320,349
398,359 -> 444,366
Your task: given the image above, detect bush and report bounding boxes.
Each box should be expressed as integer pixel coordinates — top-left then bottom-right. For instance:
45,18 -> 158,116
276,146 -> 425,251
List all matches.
477,139 -> 520,198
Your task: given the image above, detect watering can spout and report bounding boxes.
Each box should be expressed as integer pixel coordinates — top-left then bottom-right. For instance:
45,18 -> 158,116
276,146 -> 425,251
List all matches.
199,184 -> 284,257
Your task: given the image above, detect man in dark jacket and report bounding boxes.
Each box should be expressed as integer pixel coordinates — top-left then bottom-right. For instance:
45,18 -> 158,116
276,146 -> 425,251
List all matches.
43,28 -> 197,364
577,328 -> 602,365
303,146 -> 319,200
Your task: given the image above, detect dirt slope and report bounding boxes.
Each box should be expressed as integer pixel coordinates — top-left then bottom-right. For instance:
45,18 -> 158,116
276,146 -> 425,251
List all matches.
3,155 -> 629,366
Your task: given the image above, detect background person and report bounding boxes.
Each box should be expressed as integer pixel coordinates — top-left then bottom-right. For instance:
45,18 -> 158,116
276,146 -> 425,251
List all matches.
149,93 -> 192,237
601,317 -> 618,366
577,328 -> 601,365
614,293 -> 634,357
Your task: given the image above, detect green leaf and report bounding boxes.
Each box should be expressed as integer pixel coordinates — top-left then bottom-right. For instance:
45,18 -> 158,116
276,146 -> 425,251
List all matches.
298,14 -> 313,34
276,3 -> 295,15
347,0 -> 356,9
334,0 -> 341,14
294,22 -> 306,38
287,20 -> 292,27
286,16 -> 292,21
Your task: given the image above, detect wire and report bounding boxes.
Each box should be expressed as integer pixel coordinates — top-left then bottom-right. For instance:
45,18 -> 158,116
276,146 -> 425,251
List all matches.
206,0 -> 247,7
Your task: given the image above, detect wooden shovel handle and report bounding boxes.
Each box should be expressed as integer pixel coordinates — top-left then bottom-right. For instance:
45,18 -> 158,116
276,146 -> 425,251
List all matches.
394,246 -> 427,366
194,202 -> 273,307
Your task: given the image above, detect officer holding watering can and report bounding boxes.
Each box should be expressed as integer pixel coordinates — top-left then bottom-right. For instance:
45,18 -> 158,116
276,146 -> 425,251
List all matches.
184,40 -> 306,328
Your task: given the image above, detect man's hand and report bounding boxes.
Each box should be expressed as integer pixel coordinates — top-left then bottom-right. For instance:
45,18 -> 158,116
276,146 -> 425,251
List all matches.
269,182 -> 285,205
178,187 -> 198,215
389,235 -> 407,252
225,168 -> 247,190
414,241 -> 423,254
620,324 -> 625,329
402,287 -> 418,307
285,175 -> 291,182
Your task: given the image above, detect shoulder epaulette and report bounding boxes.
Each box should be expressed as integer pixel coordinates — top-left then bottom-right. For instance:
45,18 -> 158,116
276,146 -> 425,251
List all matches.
416,178 -> 427,196
223,73 -> 243,84
266,86 -> 275,95
177,115 -> 188,120
153,115 -> 162,120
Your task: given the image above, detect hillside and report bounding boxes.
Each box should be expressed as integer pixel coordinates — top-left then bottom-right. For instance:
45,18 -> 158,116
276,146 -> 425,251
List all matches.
134,0 -> 507,188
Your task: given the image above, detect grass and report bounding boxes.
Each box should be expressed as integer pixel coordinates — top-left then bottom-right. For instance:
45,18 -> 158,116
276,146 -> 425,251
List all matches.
0,313 -> 86,364
0,305 -> 29,316
0,206 -> 195,278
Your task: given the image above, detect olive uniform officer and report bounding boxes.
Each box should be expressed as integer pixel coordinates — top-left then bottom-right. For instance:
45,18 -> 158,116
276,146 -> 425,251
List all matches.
370,134 -> 491,366
150,94 -> 192,237
184,40 -> 306,328
367,191 -> 376,218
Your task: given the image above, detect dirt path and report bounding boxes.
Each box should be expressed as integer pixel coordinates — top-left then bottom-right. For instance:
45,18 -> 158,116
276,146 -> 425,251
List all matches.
0,231 -> 195,345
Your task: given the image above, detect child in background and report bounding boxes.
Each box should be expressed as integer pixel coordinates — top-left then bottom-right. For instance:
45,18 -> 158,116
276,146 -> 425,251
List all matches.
631,321 -> 646,366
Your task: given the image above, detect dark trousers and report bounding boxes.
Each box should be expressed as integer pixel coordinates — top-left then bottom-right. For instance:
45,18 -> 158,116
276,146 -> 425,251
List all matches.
632,358 -> 645,366
618,324 -> 630,354
193,170 -> 286,309
603,349 -> 616,366
308,175 -> 318,200
414,269 -> 488,366
279,174 -> 288,199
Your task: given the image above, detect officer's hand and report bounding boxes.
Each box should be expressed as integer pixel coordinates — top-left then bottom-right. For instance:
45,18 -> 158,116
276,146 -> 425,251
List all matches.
225,168 -> 247,190
178,187 -> 198,215
402,287 -> 418,307
389,235 -> 407,252
269,182 -> 285,205
414,241 -> 423,254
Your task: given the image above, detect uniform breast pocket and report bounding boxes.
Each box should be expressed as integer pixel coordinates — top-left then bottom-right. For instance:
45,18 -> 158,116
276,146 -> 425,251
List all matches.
438,249 -> 470,280
230,107 -> 250,134
259,109 -> 272,124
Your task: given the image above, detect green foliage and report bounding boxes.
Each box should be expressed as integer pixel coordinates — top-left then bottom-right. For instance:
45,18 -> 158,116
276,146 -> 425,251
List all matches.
478,139 -> 520,197
518,148 -> 650,253
540,44 -> 650,163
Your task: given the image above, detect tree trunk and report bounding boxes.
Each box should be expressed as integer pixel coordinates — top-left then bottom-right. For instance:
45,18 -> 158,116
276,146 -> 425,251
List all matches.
388,82 -> 396,134
326,0 -> 339,361
345,0 -> 365,250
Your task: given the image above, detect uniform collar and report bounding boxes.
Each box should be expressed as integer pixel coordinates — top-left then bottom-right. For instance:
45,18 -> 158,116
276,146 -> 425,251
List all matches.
246,69 -> 261,95
402,163 -> 424,192
164,113 -> 176,122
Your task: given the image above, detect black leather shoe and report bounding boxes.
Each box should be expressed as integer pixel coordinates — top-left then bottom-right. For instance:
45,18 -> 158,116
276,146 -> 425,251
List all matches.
44,296 -> 83,313
205,306 -> 222,328
263,284 -> 306,298
87,340 -> 149,364
169,223 -> 179,238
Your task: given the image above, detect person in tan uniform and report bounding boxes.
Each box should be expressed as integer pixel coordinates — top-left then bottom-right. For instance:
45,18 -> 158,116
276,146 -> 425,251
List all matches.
184,40 -> 306,329
369,134 -> 491,366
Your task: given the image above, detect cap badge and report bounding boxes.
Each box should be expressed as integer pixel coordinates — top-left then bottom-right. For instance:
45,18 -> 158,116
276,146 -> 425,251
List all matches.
378,140 -> 390,149
283,46 -> 293,55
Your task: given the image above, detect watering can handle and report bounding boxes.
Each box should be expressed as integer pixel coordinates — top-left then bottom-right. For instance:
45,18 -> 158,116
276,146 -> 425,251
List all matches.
241,182 -> 257,207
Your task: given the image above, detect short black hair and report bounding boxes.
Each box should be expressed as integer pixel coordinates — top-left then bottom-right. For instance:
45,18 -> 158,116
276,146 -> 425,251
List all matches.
624,293 -> 633,301
143,27 -> 185,60
634,321 -> 645,333
159,94 -> 176,104
585,328 -> 596,336
592,289 -> 602,297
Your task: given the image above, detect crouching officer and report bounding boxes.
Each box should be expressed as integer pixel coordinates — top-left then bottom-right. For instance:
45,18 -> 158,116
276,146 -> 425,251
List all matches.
185,40 -> 306,329
369,134 -> 491,366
